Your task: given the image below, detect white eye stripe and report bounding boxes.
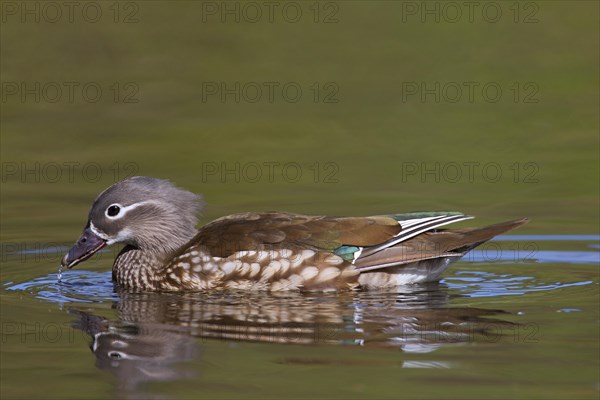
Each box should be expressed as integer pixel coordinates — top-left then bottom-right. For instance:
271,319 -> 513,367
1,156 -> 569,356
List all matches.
106,228 -> 133,245
90,222 -> 109,240
90,220 -> 131,245
105,200 -> 159,220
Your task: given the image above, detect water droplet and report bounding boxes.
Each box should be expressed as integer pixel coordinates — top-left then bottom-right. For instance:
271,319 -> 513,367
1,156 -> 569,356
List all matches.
57,266 -> 62,283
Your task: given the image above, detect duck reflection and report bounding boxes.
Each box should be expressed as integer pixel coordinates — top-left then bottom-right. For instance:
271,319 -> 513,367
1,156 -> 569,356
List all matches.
71,309 -> 197,397
71,283 -> 515,394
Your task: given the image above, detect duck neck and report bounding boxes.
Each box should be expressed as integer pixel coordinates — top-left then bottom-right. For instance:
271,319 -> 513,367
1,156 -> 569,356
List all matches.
112,246 -> 164,290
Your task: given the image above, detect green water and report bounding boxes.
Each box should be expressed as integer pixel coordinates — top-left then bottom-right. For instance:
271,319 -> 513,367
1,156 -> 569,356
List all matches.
1,1 -> 599,399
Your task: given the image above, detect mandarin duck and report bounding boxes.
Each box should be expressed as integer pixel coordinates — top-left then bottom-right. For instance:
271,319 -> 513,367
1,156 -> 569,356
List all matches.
61,176 -> 528,291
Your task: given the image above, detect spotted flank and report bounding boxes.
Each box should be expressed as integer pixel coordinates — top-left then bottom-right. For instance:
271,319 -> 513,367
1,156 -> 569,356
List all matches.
62,176 -> 529,292
159,247 -> 360,292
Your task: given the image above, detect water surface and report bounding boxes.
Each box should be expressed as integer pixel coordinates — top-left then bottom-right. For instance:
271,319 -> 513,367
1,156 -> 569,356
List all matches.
1,2 -> 598,398
2,236 -> 598,399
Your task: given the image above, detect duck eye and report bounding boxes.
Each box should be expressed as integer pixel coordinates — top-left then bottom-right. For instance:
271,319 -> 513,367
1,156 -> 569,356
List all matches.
107,205 -> 121,217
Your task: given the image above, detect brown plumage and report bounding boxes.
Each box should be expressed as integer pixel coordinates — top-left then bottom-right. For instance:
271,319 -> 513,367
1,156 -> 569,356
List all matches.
61,176 -> 528,291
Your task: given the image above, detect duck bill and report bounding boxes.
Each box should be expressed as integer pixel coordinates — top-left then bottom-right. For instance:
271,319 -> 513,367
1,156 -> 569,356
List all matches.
61,227 -> 107,269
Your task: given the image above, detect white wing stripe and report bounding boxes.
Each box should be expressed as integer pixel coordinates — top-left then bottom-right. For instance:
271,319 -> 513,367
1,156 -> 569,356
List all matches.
361,214 -> 473,257
398,216 -> 446,229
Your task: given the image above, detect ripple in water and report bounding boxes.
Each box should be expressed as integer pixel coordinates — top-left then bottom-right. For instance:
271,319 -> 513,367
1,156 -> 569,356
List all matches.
5,270 -> 119,303
442,271 -> 593,297
4,267 -> 594,304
